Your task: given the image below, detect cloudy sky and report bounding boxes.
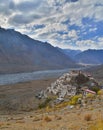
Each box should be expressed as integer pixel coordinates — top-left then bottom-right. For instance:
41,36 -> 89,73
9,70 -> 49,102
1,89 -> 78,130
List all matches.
0,0 -> 103,50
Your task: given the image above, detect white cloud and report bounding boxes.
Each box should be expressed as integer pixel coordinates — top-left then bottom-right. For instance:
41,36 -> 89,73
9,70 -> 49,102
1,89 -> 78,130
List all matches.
76,40 -> 95,46
0,0 -> 103,50
98,37 -> 103,42
62,0 -> 103,26
75,39 -> 103,50
13,0 -> 29,4
97,37 -> 103,47
68,30 -> 78,39
89,27 -> 97,32
32,23 -> 68,39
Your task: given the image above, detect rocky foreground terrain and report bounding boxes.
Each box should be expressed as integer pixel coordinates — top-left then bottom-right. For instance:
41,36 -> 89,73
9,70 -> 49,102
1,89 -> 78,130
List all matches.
0,88 -> 103,130
0,70 -> 103,130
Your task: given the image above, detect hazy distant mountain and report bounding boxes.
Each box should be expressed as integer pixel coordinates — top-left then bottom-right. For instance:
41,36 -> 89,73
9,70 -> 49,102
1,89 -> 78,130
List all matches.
86,64 -> 103,82
56,47 -> 81,59
75,49 -> 103,65
0,27 -> 77,74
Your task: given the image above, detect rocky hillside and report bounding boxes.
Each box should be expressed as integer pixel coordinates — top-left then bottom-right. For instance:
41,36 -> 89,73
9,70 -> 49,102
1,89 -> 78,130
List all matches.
0,70 -> 103,130
36,71 -> 100,102
56,47 -> 81,59
0,27 -> 77,74
86,64 -> 103,82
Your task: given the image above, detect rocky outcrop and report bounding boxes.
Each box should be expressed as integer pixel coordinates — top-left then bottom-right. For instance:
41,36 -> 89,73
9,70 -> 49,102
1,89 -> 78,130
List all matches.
36,71 -> 100,100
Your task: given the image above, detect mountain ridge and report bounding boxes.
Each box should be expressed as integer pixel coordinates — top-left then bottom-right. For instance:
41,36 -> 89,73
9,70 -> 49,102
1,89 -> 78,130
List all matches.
74,49 -> 103,65
56,47 -> 81,59
0,27 -> 77,74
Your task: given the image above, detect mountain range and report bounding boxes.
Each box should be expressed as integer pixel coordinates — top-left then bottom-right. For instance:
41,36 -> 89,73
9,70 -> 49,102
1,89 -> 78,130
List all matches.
0,27 -> 77,74
0,27 -> 103,74
74,49 -> 103,65
56,47 -> 81,59
59,48 -> 103,65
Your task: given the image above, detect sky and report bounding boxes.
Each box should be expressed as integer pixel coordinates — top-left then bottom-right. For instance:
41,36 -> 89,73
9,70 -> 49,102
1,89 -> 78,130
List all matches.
0,0 -> 103,50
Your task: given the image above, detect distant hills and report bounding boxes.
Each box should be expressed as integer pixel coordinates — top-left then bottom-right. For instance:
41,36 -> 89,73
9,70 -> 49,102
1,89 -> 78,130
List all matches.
74,49 -> 103,65
0,27 -> 103,74
0,27 -> 77,74
58,48 -> 103,65
86,64 -> 103,82
56,47 -> 81,59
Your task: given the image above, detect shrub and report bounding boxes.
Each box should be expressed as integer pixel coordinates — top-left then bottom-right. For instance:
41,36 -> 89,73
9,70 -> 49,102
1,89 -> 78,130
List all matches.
38,98 -> 52,109
44,116 -> 52,122
97,90 -> 103,95
55,102 -> 68,109
84,113 -> 92,121
69,94 -> 82,105
86,93 -> 95,99
75,73 -> 89,85
91,86 -> 100,93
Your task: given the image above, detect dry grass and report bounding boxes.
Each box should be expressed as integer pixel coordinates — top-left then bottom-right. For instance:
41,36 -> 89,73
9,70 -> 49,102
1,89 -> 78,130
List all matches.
33,116 -> 42,122
0,122 -> 4,127
44,116 -> 52,122
54,115 -> 62,120
89,119 -> 103,130
84,113 -> 92,121
16,120 -> 25,123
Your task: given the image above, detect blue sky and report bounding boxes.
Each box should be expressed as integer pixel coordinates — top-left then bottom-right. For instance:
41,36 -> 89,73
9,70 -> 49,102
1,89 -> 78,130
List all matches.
0,0 -> 103,50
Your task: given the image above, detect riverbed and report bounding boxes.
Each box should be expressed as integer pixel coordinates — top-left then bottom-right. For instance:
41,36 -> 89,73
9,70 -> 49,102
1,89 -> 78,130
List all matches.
0,69 -> 70,85
0,67 -> 86,85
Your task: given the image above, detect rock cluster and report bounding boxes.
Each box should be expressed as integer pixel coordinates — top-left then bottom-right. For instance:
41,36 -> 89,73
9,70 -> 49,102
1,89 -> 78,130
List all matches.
36,70 -> 99,101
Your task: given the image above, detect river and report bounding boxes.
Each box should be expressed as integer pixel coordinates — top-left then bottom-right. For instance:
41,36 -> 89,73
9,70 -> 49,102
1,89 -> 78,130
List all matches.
0,68 -> 84,85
